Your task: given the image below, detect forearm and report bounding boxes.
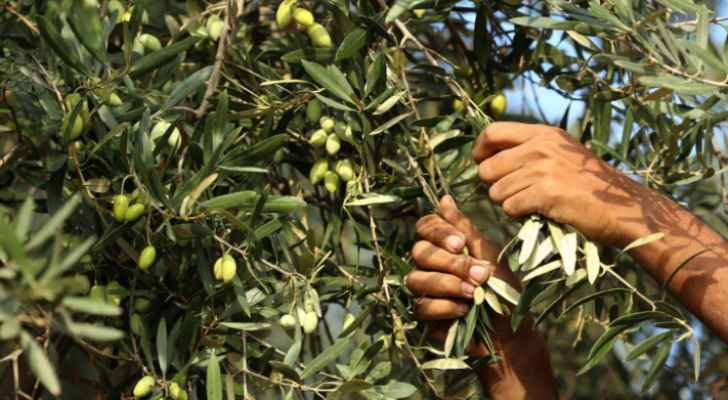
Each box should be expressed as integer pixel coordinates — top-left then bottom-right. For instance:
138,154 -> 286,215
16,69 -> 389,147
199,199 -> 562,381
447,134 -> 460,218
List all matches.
473,247 -> 557,399
477,318 -> 558,399
616,187 -> 728,341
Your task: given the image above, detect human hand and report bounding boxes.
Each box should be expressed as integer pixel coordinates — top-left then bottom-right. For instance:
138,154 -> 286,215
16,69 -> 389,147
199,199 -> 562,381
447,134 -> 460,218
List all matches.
405,195 -> 521,355
473,122 -> 652,247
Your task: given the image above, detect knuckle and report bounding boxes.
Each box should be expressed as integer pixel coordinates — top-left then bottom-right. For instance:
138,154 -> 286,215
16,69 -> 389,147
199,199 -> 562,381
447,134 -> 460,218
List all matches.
478,161 -> 495,183
540,182 -> 561,203
488,182 -> 505,203
415,214 -> 437,233
502,197 -> 520,217
411,241 -> 432,263
455,254 -> 471,278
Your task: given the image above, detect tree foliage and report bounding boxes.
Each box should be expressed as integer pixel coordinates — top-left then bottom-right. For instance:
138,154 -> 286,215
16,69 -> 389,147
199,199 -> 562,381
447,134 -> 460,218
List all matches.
1,0 -> 728,398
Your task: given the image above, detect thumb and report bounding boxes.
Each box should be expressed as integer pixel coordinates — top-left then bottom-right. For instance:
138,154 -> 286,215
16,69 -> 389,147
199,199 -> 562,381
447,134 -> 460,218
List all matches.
438,195 -> 500,261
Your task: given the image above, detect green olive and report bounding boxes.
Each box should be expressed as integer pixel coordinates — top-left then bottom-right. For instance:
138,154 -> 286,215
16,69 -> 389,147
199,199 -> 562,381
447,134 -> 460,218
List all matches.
130,313 -> 144,336
319,117 -> 335,133
306,99 -> 322,122
169,382 -> 186,400
213,254 -> 236,283
134,297 -> 152,313
309,129 -> 328,147
309,159 -> 329,185
220,256 -> 237,283
490,93 -> 507,118
138,33 -> 162,52
62,113 -> 84,140
113,194 -> 129,222
302,311 -> 318,334
307,23 -> 332,48
206,15 -> 224,40
137,245 -> 157,271
325,134 -> 341,156
132,375 -> 155,398
276,0 -> 294,28
324,171 -> 339,193
124,203 -> 146,222
279,314 -> 296,329
293,8 -> 315,27
89,284 -> 106,302
334,159 -> 355,182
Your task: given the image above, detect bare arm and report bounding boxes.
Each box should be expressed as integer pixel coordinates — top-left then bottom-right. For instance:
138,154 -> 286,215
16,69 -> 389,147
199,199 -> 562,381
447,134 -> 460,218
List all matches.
407,196 -> 558,399
472,121 -> 728,342
612,185 -> 728,341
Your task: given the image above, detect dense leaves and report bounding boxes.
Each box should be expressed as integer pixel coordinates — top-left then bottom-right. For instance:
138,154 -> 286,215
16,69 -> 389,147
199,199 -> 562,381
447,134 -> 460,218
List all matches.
1,0 -> 728,398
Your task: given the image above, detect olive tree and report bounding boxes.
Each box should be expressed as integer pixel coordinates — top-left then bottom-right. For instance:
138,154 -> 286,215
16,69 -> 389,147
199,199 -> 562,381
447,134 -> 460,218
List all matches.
1,0 -> 727,398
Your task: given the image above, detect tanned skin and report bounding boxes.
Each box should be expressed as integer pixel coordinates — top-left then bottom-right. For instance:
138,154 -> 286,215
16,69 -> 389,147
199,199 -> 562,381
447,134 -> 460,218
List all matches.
406,121 -> 728,399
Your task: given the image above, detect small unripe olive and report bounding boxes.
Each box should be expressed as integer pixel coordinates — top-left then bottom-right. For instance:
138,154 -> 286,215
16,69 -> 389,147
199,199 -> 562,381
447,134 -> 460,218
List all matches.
138,246 -> 156,271
306,99 -> 322,122
292,8 -> 315,27
309,129 -> 328,147
325,134 -> 341,156
134,297 -> 152,313
276,0 -> 294,28
319,117 -> 335,133
130,313 -> 144,336
302,311 -> 318,334
334,159 -> 355,182
105,92 -> 123,107
490,93 -> 507,118
206,15 -> 224,40
72,140 -> 85,154
213,256 -> 224,280
64,94 -> 90,124
132,36 -> 146,55
307,23 -> 332,48
113,194 -> 129,222
309,159 -> 329,185
452,99 -> 464,113
133,375 -> 155,398
213,254 -> 236,283
220,256 -> 237,283
89,285 -> 106,302
169,382 -> 186,400
138,33 -> 162,52
106,281 -> 123,306
62,113 -> 84,140
324,171 -> 339,193
124,204 -> 146,222
279,314 -> 296,329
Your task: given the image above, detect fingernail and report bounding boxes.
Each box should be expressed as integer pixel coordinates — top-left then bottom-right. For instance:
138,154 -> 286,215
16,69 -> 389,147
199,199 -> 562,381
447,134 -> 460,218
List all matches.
458,303 -> 470,315
442,195 -> 454,207
469,265 -> 488,283
461,282 -> 475,297
446,235 -> 464,252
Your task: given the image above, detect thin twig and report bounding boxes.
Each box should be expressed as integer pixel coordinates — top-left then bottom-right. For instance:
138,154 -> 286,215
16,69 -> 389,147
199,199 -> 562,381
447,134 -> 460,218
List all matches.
195,0 -> 232,119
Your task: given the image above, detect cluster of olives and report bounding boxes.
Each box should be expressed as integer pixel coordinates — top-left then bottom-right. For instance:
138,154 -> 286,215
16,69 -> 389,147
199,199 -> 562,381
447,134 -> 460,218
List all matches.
113,190 -> 148,223
451,92 -> 507,119
276,1 -> 332,48
132,376 -> 187,399
305,100 -> 358,194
